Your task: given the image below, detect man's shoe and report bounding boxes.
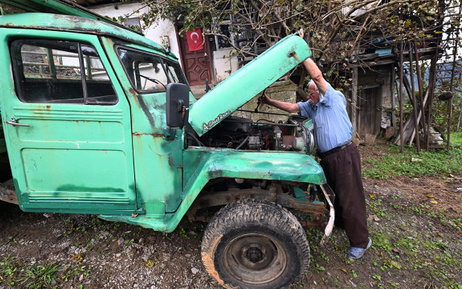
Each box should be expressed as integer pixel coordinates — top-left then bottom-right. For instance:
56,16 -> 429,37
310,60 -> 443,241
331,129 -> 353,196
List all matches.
346,238 -> 372,260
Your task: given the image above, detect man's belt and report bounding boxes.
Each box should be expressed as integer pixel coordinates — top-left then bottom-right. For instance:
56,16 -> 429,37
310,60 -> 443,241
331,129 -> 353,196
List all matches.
317,140 -> 353,159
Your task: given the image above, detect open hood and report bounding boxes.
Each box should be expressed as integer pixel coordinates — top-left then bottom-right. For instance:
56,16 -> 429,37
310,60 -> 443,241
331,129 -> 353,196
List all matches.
188,34 -> 312,137
0,0 -> 139,34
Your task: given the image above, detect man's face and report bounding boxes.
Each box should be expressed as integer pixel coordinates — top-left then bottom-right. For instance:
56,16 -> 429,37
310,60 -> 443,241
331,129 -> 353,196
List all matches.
307,84 -> 320,106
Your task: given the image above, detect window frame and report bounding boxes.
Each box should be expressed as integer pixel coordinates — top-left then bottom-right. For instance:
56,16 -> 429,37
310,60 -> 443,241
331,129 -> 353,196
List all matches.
9,38 -> 118,105
115,45 -> 188,94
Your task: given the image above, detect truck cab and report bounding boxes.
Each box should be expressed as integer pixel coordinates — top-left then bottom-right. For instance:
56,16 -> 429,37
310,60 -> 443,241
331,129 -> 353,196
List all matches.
0,4 -> 334,289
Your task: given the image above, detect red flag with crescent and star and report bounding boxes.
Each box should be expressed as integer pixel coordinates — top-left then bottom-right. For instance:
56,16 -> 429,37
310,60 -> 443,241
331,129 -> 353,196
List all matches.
186,28 -> 204,51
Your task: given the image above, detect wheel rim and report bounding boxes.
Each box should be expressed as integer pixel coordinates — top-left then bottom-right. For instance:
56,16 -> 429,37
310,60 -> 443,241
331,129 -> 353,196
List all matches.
223,232 -> 287,284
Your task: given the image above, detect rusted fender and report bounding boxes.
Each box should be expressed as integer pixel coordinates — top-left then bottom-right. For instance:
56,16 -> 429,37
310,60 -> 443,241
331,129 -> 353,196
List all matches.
160,148 -> 326,232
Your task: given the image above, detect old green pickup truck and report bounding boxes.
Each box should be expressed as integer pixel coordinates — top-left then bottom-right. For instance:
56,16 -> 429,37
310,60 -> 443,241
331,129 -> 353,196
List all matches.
0,1 -> 334,288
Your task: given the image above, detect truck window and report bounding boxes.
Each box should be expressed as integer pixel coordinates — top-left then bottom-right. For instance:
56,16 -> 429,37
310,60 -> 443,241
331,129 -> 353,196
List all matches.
117,47 -> 188,93
10,38 -> 117,105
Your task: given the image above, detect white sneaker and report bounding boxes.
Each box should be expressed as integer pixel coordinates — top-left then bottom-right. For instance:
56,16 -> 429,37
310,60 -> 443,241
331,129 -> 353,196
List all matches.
346,238 -> 372,260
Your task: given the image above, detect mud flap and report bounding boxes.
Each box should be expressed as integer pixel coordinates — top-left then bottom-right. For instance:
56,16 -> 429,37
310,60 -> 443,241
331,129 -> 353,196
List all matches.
320,184 -> 335,245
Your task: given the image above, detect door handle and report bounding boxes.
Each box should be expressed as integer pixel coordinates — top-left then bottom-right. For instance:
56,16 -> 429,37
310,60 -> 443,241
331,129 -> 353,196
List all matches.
6,117 -> 30,127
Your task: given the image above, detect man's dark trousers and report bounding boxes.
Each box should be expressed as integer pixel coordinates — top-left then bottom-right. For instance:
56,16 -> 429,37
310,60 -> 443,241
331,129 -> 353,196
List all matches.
319,143 -> 369,248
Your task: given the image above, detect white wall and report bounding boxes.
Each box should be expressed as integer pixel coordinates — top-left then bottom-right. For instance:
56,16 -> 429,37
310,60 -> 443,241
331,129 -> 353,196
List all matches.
89,3 -> 180,61
213,48 -> 239,82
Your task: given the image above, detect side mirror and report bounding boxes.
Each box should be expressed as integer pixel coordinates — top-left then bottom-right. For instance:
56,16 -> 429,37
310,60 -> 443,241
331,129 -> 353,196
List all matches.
166,83 -> 190,129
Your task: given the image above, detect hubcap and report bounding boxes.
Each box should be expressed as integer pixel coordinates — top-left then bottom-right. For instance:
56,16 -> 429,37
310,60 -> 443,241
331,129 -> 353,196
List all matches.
223,233 -> 287,284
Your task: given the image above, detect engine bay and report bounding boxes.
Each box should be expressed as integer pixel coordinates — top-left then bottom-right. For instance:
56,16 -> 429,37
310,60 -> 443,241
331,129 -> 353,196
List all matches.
186,113 -> 314,154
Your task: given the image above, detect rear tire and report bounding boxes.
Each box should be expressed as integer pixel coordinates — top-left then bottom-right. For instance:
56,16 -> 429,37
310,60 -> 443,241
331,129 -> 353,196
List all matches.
201,200 -> 310,289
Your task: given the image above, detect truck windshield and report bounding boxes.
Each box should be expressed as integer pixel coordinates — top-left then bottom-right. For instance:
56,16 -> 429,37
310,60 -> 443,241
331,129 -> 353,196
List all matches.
117,47 -> 188,93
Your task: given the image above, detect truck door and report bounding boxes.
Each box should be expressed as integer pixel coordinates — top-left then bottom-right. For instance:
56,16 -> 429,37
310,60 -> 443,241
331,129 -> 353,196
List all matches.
105,41 -> 191,214
0,31 -> 137,214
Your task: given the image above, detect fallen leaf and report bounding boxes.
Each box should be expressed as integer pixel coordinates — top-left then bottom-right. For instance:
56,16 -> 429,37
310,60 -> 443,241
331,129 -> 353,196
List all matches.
145,260 -> 155,268
430,199 -> 438,204
369,193 -> 376,198
425,193 -> 434,198
338,266 -> 347,273
71,252 -> 83,262
387,260 -> 402,269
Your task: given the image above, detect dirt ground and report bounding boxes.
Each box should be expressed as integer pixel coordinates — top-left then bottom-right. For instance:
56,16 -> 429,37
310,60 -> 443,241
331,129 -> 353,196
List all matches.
1,142 -> 461,289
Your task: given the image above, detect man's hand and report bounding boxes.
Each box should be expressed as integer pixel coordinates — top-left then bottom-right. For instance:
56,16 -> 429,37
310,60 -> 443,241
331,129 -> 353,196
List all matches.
259,91 -> 271,105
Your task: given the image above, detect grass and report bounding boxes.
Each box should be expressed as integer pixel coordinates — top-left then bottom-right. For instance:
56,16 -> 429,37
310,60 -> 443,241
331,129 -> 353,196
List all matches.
367,196 -> 462,288
451,131 -> 462,146
0,256 -> 60,289
363,144 -> 462,179
305,192 -> 462,289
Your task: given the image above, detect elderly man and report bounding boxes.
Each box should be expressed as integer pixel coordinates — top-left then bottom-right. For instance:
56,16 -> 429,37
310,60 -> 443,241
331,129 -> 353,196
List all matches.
261,31 -> 371,259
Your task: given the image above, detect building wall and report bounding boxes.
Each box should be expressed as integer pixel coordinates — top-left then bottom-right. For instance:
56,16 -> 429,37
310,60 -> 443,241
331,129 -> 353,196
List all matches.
353,65 -> 393,138
212,48 -> 239,83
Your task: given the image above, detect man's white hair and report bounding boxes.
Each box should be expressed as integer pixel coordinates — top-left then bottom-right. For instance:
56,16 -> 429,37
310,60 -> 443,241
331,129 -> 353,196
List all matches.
307,80 -> 318,91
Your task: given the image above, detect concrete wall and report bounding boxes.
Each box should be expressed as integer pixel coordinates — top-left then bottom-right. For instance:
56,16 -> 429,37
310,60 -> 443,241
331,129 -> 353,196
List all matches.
212,48 -> 240,83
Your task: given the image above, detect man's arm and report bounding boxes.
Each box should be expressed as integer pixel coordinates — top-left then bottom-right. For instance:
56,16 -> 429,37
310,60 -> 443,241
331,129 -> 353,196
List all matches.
261,92 -> 300,113
303,58 -> 328,95
299,29 -> 328,95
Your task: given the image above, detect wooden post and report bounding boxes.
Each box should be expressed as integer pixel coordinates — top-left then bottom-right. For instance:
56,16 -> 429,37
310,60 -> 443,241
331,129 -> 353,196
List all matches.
399,41 -> 404,153
426,49 -> 438,150
391,64 -> 396,128
414,45 -> 427,150
352,66 -> 358,138
408,43 -> 421,152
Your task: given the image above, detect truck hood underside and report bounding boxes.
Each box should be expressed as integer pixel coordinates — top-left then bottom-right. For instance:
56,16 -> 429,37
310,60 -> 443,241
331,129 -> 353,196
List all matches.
188,34 -> 312,136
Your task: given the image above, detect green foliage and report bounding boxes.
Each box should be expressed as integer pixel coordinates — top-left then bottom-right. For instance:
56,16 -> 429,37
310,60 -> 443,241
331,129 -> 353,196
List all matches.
451,131 -> 462,146
20,264 -> 60,289
133,0 -> 446,87
363,145 -> 462,179
0,256 -> 60,289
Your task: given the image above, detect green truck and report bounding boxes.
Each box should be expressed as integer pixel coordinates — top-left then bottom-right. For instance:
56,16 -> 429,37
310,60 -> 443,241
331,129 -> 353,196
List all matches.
0,1 -> 335,288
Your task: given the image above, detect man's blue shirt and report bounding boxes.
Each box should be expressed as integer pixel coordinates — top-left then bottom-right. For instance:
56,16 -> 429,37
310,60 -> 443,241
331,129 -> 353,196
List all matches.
297,83 -> 353,153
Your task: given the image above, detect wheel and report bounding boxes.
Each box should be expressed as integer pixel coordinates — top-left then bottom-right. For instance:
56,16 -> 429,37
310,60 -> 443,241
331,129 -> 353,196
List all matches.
201,200 -> 310,289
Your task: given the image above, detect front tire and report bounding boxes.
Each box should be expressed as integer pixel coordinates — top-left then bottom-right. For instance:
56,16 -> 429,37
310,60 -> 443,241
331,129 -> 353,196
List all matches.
201,200 -> 310,289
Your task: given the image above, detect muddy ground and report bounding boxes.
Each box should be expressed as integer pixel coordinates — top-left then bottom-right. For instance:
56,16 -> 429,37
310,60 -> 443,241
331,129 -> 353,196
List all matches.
1,142 -> 461,289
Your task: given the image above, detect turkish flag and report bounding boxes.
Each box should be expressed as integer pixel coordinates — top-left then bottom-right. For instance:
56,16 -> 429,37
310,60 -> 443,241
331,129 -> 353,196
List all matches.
186,28 -> 204,51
